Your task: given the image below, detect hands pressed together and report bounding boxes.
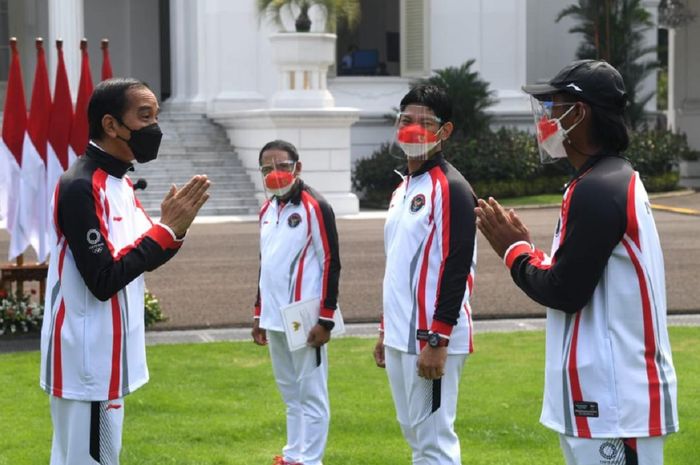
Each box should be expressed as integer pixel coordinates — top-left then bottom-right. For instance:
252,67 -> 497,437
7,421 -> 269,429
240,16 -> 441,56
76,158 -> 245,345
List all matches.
160,175 -> 211,238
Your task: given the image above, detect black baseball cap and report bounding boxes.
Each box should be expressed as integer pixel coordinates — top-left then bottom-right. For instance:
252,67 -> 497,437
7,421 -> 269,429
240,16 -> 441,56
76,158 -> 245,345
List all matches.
522,60 -> 627,112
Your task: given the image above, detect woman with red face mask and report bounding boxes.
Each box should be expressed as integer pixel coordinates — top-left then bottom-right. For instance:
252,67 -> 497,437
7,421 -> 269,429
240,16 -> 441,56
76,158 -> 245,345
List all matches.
251,140 -> 341,465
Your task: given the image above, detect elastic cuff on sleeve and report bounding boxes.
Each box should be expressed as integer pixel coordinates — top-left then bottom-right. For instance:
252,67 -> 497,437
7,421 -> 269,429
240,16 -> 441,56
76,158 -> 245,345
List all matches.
503,241 -> 534,269
319,307 -> 335,319
430,319 -> 454,338
148,223 -> 183,250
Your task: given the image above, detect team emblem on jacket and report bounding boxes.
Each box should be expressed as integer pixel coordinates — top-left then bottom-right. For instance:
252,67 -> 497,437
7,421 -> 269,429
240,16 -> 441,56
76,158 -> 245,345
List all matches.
409,194 -> 426,214
598,441 -> 618,460
86,228 -> 104,254
288,213 -> 302,228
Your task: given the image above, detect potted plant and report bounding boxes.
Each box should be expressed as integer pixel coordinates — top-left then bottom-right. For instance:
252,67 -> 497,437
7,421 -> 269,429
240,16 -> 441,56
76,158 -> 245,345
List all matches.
257,0 -> 360,32
0,288 -> 44,335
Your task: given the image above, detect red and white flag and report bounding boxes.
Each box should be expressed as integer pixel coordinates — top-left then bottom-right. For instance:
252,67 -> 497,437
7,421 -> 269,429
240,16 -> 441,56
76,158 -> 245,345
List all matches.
68,39 -> 93,162
19,39 -> 51,262
0,38 -> 30,259
47,40 -> 73,243
101,39 -> 113,81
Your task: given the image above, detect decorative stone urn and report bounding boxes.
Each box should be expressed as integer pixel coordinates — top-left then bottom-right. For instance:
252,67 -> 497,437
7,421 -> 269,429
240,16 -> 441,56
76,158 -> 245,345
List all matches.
268,32 -> 336,108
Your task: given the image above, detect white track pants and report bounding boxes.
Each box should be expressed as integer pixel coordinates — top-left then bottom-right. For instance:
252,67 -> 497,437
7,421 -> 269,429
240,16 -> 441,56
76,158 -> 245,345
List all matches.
49,396 -> 124,465
385,347 -> 467,465
268,330 -> 330,465
559,434 -> 666,465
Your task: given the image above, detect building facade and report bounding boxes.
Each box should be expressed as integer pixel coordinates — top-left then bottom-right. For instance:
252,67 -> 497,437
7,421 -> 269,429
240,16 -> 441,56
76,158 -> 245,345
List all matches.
3,0 -> 697,199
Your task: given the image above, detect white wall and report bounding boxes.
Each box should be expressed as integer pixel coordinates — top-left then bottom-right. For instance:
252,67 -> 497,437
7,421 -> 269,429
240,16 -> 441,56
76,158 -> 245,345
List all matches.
430,0 -> 530,118
526,0 -> 581,86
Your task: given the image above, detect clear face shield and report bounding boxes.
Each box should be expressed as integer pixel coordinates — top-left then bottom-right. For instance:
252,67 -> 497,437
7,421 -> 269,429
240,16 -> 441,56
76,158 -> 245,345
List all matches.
395,107 -> 444,161
530,96 -> 578,164
259,157 -> 298,200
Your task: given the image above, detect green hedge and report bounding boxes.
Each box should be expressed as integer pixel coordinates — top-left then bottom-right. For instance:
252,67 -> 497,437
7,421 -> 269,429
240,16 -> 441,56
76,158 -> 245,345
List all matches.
352,128 -> 692,208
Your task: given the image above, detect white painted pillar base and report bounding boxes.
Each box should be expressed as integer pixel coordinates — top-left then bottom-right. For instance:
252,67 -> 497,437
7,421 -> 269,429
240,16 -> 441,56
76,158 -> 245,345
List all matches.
212,108 -> 360,215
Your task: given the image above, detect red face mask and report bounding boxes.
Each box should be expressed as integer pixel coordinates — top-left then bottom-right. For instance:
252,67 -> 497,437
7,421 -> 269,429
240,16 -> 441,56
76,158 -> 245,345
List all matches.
536,116 -> 559,143
397,124 -> 440,144
396,124 -> 441,159
264,170 -> 296,197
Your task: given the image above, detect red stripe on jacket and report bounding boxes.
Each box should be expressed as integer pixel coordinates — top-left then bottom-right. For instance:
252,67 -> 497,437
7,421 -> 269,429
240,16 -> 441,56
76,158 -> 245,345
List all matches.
52,240 -> 69,397
91,169 -> 116,256
417,227 -> 437,351
626,175 -> 641,250
52,300 -> 66,397
108,295 -> 123,399
302,191 -> 333,318
622,238 -> 662,435
431,169 -> 451,310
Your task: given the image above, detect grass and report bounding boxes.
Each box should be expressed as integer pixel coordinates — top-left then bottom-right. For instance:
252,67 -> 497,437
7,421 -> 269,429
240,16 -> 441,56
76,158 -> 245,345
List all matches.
1,328 -> 698,464
498,194 -> 562,207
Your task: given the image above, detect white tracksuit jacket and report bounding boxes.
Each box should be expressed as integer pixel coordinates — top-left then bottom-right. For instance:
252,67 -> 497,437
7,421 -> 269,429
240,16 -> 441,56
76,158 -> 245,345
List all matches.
504,155 -> 679,438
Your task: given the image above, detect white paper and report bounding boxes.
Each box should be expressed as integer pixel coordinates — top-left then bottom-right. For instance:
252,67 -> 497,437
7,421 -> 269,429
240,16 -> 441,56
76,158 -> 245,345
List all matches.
280,297 -> 345,351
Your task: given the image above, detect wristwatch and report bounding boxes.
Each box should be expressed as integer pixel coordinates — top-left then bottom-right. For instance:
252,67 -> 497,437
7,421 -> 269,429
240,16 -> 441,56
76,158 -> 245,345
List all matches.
427,332 -> 449,348
317,318 -> 335,331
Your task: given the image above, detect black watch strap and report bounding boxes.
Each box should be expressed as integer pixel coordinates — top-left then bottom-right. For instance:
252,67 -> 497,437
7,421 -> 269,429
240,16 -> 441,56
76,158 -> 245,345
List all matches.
317,318 -> 335,331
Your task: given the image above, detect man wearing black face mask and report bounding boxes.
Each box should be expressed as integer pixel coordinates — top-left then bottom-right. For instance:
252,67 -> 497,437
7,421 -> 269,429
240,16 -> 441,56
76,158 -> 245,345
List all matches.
39,78 -> 210,465
475,61 -> 678,465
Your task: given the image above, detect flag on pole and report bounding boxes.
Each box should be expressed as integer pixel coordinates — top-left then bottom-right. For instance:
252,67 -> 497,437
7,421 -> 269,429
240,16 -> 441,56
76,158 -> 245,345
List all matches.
47,39 -> 73,243
0,38 -> 30,260
101,38 -> 113,81
20,38 -> 51,262
68,38 -> 93,162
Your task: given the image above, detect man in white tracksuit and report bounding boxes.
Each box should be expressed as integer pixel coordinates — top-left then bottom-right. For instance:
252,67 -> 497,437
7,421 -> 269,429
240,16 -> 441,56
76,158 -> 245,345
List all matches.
40,78 -> 209,465
374,85 -> 477,465
476,60 -> 678,465
251,140 -> 341,465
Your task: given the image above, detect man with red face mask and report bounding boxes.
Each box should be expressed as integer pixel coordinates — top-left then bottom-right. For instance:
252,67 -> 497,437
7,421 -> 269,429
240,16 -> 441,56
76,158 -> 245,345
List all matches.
251,140 -> 341,465
475,60 -> 678,465
373,85 -> 477,464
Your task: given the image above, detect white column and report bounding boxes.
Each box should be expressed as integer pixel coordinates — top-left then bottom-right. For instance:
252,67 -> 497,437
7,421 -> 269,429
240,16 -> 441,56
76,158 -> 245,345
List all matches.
48,0 -> 83,97
668,0 -> 700,148
167,0 -> 206,111
642,0 -> 661,112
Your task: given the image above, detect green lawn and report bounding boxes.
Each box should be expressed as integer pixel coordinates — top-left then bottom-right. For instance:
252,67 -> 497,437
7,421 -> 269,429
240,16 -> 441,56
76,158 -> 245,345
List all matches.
498,194 -> 562,207
1,328 -> 697,464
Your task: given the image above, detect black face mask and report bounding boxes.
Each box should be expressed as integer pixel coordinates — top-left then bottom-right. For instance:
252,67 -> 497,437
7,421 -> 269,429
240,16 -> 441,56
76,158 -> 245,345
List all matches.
115,118 -> 163,163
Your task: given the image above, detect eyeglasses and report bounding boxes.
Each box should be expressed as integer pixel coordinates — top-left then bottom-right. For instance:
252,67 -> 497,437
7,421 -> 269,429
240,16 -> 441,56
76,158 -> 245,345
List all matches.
259,161 -> 296,176
541,101 -> 575,119
395,112 -> 442,130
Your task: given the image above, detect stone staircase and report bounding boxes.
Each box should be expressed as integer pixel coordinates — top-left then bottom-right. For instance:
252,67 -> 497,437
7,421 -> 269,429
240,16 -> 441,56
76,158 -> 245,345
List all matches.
129,110 -> 259,217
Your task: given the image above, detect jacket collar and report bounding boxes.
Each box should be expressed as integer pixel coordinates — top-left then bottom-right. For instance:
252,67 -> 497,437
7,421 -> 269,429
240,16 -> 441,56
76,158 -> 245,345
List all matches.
568,152 -> 620,185
86,141 -> 134,178
407,152 -> 444,178
274,178 -> 304,207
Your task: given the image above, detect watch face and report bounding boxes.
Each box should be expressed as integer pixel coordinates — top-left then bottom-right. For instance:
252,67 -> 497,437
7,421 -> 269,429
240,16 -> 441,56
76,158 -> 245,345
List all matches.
428,333 -> 439,347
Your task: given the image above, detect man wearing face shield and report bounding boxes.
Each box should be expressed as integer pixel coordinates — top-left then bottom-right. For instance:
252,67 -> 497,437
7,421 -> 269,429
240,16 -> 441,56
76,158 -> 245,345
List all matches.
373,85 -> 477,465
475,60 -> 678,464
251,140 -> 341,465
40,78 -> 210,465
